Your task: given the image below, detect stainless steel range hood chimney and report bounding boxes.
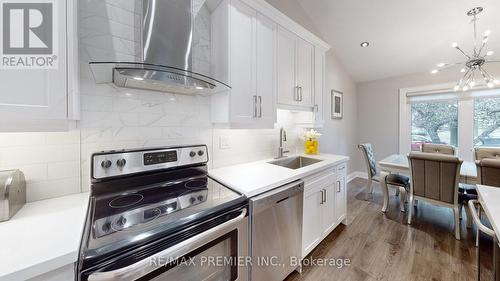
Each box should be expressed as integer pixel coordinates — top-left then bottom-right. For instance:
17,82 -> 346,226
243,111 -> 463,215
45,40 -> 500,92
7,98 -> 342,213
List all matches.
89,0 -> 229,95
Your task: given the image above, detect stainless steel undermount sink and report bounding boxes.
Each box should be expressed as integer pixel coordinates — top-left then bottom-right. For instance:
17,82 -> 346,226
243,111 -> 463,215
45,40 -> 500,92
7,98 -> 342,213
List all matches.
268,156 -> 323,170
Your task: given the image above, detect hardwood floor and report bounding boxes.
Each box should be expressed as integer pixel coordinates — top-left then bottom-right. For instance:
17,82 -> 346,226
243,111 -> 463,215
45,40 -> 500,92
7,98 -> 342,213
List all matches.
284,178 -> 493,281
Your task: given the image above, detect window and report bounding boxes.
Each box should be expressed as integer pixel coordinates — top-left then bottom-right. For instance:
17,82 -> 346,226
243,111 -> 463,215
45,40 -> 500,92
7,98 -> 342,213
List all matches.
474,97 -> 500,147
400,87 -> 500,160
411,100 -> 458,151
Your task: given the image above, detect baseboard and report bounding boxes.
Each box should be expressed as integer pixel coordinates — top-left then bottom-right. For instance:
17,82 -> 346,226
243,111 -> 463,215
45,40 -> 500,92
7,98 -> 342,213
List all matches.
347,171 -> 367,183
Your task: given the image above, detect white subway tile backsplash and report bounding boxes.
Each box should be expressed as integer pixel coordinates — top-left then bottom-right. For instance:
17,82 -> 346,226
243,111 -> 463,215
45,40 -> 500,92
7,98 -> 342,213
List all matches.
26,177 -> 81,202
0,133 -> 47,147
47,161 -> 80,180
0,130 -> 80,202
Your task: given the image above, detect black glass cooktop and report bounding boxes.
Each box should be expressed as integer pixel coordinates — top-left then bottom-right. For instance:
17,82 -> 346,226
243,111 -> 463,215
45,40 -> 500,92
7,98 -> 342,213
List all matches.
89,167 -> 245,240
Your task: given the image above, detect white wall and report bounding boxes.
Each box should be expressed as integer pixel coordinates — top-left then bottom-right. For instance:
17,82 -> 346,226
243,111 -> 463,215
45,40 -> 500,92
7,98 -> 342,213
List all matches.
320,51 -> 360,174
357,65 -> 500,168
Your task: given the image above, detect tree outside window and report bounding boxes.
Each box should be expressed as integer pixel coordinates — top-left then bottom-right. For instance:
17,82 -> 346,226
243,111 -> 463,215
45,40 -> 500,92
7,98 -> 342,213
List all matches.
410,101 -> 458,151
474,97 -> 500,147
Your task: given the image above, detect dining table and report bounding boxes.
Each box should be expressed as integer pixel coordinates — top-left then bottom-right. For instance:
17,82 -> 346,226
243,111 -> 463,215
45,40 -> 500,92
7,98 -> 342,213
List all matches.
377,154 -> 478,212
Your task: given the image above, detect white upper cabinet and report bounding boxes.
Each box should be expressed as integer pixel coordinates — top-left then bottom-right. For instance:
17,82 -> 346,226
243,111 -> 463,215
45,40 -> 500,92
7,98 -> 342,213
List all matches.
255,13 -> 277,126
0,0 -> 78,132
313,48 -> 326,127
296,37 -> 314,107
276,26 -> 297,107
211,0 -> 276,128
228,0 -> 258,124
276,26 -> 322,114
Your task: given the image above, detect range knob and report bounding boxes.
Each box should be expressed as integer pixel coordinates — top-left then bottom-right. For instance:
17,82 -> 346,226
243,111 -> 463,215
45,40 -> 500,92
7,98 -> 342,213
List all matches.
197,195 -> 204,201
116,216 -> 127,227
116,158 -> 127,167
102,222 -> 111,233
197,150 -> 205,156
101,160 -> 112,169
189,197 -> 196,204
189,151 -> 196,157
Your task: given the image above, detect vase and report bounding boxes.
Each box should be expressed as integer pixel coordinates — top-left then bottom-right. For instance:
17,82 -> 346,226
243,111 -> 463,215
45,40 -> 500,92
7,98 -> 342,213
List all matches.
304,138 -> 318,154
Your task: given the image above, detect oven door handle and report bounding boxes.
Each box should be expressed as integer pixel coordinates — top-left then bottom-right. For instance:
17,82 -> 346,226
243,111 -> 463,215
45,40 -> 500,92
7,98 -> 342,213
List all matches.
88,208 -> 247,281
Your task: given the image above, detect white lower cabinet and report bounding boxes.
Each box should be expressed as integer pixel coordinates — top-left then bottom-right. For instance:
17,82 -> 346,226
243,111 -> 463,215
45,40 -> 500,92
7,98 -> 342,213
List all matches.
335,163 -> 347,224
302,164 -> 347,258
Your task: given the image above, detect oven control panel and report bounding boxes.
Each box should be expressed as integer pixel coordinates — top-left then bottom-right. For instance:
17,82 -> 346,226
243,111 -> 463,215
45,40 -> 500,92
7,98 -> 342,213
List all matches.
92,145 -> 208,180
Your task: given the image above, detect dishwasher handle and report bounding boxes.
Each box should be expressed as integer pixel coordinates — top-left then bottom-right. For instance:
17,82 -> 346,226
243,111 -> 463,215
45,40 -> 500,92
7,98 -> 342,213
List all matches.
250,180 -> 304,213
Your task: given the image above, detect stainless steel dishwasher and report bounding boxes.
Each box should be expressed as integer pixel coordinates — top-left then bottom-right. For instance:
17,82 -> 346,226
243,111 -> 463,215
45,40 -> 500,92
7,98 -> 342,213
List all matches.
250,180 -> 304,281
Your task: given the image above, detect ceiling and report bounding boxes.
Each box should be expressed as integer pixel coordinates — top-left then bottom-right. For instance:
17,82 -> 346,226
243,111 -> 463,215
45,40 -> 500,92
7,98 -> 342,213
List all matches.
296,0 -> 500,82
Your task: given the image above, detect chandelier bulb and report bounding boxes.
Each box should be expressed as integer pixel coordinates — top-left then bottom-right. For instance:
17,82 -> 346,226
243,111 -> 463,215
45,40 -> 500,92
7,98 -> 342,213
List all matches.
494,79 -> 500,85
437,63 -> 446,68
487,82 -> 495,88
431,69 -> 439,74
470,81 -> 476,87
463,86 -> 469,92
484,30 -> 491,36
487,51 -> 494,56
460,68 -> 466,73
483,37 -> 489,43
453,85 -> 460,92
451,42 -> 458,48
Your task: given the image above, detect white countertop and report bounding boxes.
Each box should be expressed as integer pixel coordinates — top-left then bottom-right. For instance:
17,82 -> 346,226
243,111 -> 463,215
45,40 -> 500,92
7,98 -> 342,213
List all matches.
0,192 -> 89,281
209,153 -> 349,197
477,185 -> 500,239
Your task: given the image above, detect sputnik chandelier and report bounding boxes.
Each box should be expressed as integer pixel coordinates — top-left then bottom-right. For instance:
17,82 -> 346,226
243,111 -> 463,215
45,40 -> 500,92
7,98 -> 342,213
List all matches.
431,7 -> 499,91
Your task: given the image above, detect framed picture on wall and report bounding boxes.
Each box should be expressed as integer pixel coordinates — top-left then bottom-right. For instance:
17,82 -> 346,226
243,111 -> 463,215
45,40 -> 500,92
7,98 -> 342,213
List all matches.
331,90 -> 343,119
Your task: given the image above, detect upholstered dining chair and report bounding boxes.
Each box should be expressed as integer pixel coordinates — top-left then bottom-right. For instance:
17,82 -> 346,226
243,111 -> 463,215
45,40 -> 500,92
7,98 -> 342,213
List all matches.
421,143 -> 456,155
358,144 -> 409,202
421,143 -> 471,220
407,152 -> 464,240
475,147 -> 500,185
469,148 -> 500,246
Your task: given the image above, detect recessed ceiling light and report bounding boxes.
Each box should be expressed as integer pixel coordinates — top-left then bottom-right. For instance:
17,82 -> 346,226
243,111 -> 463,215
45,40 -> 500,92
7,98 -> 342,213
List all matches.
360,42 -> 370,48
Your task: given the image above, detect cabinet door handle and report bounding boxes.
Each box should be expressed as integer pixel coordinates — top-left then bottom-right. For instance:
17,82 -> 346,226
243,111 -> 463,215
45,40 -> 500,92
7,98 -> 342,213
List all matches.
320,189 -> 324,204
324,189 -> 327,203
294,86 -> 299,101
314,104 -> 319,112
258,96 -> 262,118
299,86 -> 303,101
337,181 -> 341,193
253,95 -> 258,118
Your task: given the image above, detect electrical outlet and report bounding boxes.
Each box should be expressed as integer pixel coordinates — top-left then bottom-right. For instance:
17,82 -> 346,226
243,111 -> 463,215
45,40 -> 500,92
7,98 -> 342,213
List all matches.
219,136 -> 231,149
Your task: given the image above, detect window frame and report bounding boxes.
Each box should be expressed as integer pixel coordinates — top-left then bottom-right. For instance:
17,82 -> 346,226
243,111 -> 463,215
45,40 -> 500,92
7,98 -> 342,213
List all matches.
399,83 -> 500,162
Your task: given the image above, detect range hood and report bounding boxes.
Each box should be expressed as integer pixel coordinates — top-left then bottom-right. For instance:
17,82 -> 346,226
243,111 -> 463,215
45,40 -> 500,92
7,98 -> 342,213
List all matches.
89,0 -> 229,95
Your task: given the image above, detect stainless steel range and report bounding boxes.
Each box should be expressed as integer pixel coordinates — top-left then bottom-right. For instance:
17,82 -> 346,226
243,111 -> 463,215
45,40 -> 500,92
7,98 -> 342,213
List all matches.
77,145 -> 248,281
